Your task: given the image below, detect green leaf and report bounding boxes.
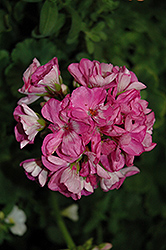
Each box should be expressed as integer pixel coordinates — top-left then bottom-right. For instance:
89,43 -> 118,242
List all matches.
39,0 -> 58,36
147,90 -> 166,128
0,9 -> 7,33
134,65 -> 159,90
85,36 -> 94,54
92,21 -> 105,33
22,0 -> 43,2
54,83 -> 61,91
0,50 -> 9,76
5,63 -> 24,98
99,31 -> 107,41
86,32 -> 101,42
13,2 -> 27,22
11,38 -> 61,65
66,6 -> 82,44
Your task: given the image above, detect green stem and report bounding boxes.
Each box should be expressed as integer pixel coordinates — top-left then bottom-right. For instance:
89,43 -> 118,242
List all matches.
50,192 -> 76,250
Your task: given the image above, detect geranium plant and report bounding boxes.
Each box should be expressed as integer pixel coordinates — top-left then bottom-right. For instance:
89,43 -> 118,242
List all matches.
13,57 -> 156,249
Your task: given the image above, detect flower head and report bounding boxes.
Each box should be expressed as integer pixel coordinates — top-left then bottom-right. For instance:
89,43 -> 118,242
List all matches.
13,57 -> 156,200
20,158 -> 49,187
13,103 -> 45,148
68,58 -> 117,89
5,206 -> 27,236
18,57 -> 66,105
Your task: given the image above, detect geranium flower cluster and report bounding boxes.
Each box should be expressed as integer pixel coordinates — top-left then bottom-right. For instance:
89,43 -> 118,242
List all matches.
13,57 -> 156,200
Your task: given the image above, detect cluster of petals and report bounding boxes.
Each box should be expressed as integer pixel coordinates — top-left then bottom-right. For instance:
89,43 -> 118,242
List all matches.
68,58 -> 146,94
14,58 -> 156,200
13,103 -> 45,149
18,57 -> 67,105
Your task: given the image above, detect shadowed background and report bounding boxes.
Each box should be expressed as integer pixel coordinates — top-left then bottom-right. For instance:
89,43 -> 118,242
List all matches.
0,0 -> 166,249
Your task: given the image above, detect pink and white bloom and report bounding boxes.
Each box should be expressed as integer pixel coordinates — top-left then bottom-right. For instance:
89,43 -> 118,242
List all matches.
68,58 -> 117,89
41,96 -> 90,161
14,104 -> 45,148
20,159 -> 49,187
112,65 -> 146,96
100,166 -> 140,191
18,58 -> 42,104
13,56 -> 157,200
106,89 -> 156,156
18,57 -> 65,105
42,155 -> 95,200
70,86 -> 109,126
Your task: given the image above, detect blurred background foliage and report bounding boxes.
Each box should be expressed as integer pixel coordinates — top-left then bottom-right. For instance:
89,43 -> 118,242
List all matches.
0,0 -> 166,249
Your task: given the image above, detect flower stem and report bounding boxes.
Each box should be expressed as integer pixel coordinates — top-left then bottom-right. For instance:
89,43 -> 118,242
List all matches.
50,192 -> 76,249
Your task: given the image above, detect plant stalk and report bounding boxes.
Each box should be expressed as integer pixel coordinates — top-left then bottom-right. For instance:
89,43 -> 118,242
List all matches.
50,192 -> 76,250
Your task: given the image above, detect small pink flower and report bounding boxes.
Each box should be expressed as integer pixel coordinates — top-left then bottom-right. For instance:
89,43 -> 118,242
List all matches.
14,104 -> 45,148
68,58 -> 117,89
41,96 -> 90,161
112,65 -> 146,96
42,155 -> 94,200
18,57 -> 64,105
100,146 -> 125,172
106,89 -> 156,156
100,166 -> 140,191
70,86 -> 108,126
20,159 -> 49,187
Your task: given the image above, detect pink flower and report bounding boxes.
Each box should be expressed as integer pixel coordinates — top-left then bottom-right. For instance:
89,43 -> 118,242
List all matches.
41,96 -> 90,161
100,146 -> 125,172
112,65 -> 146,96
13,57 -> 157,199
70,86 -> 109,126
42,155 -> 94,200
118,115 -> 146,156
106,89 -> 156,156
79,151 -> 110,180
18,57 -> 65,105
20,159 -> 49,187
13,104 -> 45,148
100,166 -> 140,191
68,58 -> 117,89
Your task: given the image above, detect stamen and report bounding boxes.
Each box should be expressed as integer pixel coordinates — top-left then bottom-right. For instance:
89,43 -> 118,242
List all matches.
89,108 -> 97,116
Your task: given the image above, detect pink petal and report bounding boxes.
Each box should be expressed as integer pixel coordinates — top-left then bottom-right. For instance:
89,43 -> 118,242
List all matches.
41,130 -> 63,156
126,81 -> 146,91
71,86 -> 107,111
61,131 -> 85,157
17,95 -> 41,105
68,62 -> 87,86
96,164 -> 110,179
41,98 -> 63,126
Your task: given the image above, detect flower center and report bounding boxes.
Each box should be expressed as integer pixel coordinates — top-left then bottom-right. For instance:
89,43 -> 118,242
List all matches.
89,108 -> 97,116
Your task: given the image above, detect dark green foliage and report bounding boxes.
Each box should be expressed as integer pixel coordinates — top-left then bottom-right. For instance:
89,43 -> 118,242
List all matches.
0,0 -> 166,249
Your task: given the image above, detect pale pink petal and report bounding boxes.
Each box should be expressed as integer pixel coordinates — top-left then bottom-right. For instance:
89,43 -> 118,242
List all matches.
71,86 -> 107,111
17,95 -> 40,105
41,130 -> 64,156
61,131 -> 85,157
120,166 -> 140,177
68,62 -> 87,86
38,169 -> 48,187
126,81 -> 146,91
96,164 -> 110,179
41,98 -> 63,125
